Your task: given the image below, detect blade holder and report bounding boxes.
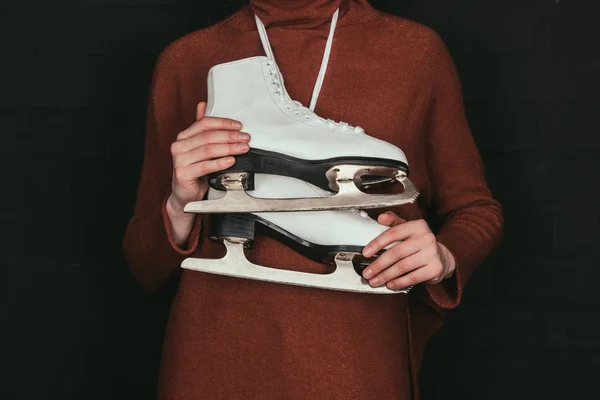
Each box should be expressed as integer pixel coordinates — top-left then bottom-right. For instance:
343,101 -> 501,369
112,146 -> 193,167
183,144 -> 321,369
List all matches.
325,164 -> 402,192
221,172 -> 250,191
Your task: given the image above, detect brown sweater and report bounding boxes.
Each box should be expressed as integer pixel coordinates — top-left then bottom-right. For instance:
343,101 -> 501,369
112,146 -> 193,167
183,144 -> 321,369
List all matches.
123,1 -> 504,398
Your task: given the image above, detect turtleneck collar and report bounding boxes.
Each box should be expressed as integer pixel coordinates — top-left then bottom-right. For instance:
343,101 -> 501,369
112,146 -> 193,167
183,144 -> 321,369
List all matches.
250,0 -> 349,30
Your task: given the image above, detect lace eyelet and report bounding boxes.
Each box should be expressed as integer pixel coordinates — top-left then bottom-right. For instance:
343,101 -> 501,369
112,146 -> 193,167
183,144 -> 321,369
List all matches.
284,105 -> 293,110
303,115 -> 311,121
293,111 -> 302,116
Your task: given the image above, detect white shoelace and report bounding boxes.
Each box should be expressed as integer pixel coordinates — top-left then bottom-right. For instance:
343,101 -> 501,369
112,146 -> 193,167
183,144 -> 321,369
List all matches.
255,10 -> 364,134
309,8 -> 338,111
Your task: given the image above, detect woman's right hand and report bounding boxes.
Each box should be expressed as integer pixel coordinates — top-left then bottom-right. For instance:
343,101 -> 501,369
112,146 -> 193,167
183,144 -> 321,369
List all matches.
166,102 -> 250,246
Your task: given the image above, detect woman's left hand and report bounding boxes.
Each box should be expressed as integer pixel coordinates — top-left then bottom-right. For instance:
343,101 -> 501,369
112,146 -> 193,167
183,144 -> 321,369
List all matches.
361,212 -> 456,290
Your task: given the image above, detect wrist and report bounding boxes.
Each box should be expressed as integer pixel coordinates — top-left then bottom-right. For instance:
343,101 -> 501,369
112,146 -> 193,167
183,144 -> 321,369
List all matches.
166,194 -> 195,222
165,194 -> 198,249
437,242 -> 456,279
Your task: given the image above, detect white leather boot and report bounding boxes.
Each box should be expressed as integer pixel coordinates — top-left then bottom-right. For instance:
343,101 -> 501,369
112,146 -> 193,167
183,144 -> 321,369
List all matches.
184,11 -> 418,214
182,174 -> 412,295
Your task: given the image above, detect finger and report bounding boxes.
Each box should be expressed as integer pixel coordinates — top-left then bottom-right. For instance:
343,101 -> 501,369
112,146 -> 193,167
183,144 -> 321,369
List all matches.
362,224 -> 414,258
363,220 -> 430,257
171,130 -> 250,154
386,265 -> 436,290
178,117 -> 243,139
362,239 -> 422,279
377,211 -> 407,227
174,142 -> 249,167
366,252 -> 427,287
196,102 -> 207,121
174,157 -> 236,183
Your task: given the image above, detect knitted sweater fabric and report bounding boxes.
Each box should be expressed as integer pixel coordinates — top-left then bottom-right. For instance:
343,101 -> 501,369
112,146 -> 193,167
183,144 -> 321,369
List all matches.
123,1 -> 504,398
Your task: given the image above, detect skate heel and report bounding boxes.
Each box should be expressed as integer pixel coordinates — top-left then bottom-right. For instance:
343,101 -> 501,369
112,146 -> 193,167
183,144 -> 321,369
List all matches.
209,214 -> 257,245
209,156 -> 256,191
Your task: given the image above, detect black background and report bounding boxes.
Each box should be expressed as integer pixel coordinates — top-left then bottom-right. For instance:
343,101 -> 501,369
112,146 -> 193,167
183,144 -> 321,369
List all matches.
2,0 -> 599,399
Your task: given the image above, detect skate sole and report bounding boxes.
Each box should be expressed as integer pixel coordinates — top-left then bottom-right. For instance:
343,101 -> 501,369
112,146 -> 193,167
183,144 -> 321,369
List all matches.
209,213 -> 378,273
181,213 -> 412,294
185,172 -> 419,214
181,240 -> 409,294
208,148 -> 408,192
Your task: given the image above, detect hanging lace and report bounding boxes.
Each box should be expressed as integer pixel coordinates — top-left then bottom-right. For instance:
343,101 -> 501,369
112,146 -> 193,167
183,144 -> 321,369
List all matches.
254,10 -> 364,134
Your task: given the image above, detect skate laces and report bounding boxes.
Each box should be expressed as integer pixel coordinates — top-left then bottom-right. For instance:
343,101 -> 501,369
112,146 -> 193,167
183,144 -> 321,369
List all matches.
256,10 -> 365,135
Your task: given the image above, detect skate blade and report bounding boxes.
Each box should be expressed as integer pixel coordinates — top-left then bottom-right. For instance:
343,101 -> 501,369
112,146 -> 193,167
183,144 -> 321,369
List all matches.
181,241 -> 411,295
184,176 -> 419,214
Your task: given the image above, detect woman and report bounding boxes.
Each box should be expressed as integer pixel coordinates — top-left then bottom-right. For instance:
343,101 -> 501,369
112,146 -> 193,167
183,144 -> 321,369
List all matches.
124,0 -> 504,398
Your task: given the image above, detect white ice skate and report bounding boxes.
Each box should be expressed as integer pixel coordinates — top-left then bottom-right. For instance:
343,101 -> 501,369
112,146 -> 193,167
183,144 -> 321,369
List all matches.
182,174 -> 413,294
184,10 -> 418,214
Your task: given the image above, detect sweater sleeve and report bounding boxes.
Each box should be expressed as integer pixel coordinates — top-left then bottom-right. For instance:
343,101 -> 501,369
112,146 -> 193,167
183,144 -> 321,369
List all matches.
123,47 -> 202,292
423,34 -> 504,308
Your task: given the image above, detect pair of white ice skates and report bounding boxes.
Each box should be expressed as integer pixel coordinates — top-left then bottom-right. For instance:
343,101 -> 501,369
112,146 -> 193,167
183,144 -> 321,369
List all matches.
181,12 -> 419,294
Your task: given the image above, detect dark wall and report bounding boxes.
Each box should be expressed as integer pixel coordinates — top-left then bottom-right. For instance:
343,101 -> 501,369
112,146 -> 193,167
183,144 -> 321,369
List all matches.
1,0 -> 598,399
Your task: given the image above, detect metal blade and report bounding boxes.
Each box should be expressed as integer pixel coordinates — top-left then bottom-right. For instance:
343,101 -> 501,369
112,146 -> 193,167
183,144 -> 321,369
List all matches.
184,176 -> 419,214
181,241 -> 411,294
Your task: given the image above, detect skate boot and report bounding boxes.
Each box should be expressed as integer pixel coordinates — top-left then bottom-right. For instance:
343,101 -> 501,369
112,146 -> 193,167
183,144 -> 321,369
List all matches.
181,174 -> 413,294
184,10 -> 418,214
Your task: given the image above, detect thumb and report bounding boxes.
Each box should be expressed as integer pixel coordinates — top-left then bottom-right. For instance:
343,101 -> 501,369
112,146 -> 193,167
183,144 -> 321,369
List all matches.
377,211 -> 407,227
196,101 -> 207,121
